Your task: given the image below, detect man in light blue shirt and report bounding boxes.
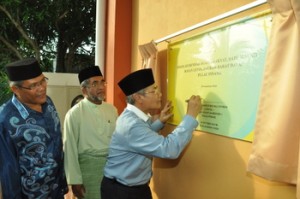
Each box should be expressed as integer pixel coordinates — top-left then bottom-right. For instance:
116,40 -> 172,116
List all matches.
101,68 -> 202,199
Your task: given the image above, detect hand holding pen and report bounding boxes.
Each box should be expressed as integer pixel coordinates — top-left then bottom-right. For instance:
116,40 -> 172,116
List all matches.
185,95 -> 202,118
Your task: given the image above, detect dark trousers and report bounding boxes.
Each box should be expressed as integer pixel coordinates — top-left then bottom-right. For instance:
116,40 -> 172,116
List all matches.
101,176 -> 152,199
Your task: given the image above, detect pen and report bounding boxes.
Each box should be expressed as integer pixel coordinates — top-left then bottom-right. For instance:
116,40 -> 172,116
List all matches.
185,99 -> 222,104
185,99 -> 203,102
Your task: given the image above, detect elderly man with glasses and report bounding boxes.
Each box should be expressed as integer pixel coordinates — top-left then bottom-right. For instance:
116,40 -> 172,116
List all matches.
0,58 -> 68,198
101,68 -> 202,199
63,66 -> 118,199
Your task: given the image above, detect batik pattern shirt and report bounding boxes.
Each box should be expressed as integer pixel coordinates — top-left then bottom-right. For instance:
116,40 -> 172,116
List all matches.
0,95 -> 68,199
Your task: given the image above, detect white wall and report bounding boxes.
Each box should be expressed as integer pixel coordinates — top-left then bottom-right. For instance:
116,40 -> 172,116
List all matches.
45,72 -> 81,127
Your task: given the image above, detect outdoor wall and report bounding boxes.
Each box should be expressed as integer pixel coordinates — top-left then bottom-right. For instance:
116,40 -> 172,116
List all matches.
45,72 -> 81,128
132,0 -> 297,199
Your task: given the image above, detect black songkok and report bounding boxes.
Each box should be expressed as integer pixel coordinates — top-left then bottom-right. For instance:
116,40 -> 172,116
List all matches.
5,58 -> 42,81
78,66 -> 102,84
118,68 -> 154,96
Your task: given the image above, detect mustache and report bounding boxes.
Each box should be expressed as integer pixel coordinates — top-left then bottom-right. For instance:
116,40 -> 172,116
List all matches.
90,95 -> 105,102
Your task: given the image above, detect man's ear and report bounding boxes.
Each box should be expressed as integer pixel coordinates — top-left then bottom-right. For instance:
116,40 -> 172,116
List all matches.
10,85 -> 19,95
132,93 -> 143,103
11,85 -> 23,99
81,87 -> 87,96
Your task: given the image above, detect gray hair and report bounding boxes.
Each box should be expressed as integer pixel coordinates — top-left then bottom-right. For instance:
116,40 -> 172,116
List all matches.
126,88 -> 146,105
9,80 -> 23,87
80,79 -> 90,88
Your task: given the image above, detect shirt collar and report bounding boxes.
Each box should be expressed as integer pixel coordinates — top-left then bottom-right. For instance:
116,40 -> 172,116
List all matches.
126,103 -> 150,122
12,94 -> 30,119
82,97 -> 104,108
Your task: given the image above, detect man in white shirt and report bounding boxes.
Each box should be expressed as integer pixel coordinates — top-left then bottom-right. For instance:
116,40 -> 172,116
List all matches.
64,66 -> 118,199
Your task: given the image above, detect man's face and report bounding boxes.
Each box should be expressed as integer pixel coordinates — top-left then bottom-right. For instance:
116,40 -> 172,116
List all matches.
140,84 -> 162,112
83,76 -> 106,104
12,74 -> 48,106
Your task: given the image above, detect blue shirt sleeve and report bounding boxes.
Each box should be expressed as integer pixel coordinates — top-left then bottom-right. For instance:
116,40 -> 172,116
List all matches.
103,112 -> 199,186
127,115 -> 198,159
0,123 -> 22,198
150,119 -> 164,131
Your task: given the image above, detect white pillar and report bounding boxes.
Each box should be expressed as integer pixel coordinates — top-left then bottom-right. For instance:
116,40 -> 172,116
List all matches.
95,0 -> 106,75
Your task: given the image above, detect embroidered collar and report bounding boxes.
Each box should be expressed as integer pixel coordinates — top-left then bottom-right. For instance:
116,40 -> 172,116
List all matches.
12,95 -> 30,119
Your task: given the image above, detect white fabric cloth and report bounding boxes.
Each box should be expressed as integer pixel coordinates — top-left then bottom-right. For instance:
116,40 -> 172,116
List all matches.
247,0 -> 300,197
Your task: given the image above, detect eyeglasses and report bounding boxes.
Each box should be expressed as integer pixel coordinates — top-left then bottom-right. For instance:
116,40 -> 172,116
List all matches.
18,77 -> 48,91
88,80 -> 107,88
143,86 -> 160,95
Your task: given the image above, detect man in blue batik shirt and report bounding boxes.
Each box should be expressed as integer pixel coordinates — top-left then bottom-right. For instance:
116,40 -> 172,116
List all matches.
0,58 -> 68,198
101,68 -> 202,199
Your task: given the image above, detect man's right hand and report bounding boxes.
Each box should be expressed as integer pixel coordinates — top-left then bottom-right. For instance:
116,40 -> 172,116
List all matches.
71,184 -> 86,199
186,95 -> 202,118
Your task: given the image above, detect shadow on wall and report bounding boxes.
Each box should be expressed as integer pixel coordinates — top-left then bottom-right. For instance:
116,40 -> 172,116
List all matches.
151,127 -> 254,199
150,50 -> 254,198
